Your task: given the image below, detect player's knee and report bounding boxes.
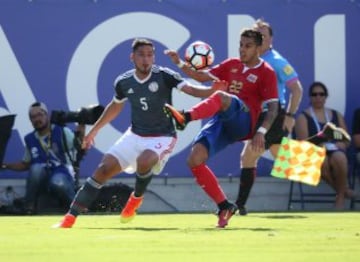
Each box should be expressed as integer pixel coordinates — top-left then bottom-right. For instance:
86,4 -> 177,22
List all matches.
187,143 -> 208,168
216,91 -> 232,109
137,160 -> 155,174
243,146 -> 261,158
240,151 -> 260,167
187,151 -> 208,168
187,156 -> 204,168
93,163 -> 117,183
137,150 -> 159,173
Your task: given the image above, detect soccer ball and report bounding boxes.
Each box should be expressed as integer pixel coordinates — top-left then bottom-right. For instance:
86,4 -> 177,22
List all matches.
184,41 -> 215,70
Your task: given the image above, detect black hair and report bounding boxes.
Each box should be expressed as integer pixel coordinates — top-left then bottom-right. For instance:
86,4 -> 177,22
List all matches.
30,102 -> 42,108
28,101 -> 48,116
309,81 -> 328,97
131,38 -> 154,52
241,28 -> 263,46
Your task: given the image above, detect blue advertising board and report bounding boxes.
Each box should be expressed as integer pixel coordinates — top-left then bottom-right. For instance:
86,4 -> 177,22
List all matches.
1,0 -> 359,178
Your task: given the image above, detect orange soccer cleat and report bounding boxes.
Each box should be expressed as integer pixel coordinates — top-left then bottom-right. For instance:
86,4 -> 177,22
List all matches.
120,192 -> 143,223
163,103 -> 188,130
52,213 -> 76,229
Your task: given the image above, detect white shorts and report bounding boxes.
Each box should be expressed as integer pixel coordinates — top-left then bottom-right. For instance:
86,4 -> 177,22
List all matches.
107,128 -> 177,175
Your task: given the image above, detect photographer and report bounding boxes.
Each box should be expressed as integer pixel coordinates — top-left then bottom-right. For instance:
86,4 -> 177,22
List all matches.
1,102 -> 84,214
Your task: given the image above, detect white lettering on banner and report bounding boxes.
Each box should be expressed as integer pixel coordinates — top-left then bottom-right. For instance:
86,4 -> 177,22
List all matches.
67,12 -> 201,155
0,13 -> 347,158
315,15 -> 345,114
0,26 -> 35,143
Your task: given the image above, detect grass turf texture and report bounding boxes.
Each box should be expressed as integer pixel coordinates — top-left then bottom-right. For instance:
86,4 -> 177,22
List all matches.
0,212 -> 359,262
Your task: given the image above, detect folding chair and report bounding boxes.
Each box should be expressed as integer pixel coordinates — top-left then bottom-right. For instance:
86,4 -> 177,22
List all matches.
287,181 -> 335,210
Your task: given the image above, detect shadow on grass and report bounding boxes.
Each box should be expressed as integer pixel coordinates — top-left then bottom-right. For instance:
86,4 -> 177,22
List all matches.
264,215 -> 307,219
258,215 -> 308,219
84,227 -> 180,231
202,227 -> 275,232
84,226 -> 275,232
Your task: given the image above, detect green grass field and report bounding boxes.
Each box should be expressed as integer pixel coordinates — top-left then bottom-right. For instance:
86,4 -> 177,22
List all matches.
0,212 -> 359,262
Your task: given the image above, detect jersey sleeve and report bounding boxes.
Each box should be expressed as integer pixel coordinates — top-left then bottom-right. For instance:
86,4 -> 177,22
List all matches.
162,67 -> 185,89
208,58 -> 233,80
273,57 -> 298,85
114,81 -> 126,102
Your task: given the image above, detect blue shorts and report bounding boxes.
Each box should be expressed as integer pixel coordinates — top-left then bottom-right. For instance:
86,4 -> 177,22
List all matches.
193,97 -> 251,158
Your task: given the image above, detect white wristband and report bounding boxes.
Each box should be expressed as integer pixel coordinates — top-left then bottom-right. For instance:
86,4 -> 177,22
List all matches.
257,126 -> 267,135
176,60 -> 185,68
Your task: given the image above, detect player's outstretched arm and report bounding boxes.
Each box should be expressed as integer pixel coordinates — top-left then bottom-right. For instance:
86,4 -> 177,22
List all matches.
82,100 -> 124,150
164,49 -> 213,83
181,80 -> 228,98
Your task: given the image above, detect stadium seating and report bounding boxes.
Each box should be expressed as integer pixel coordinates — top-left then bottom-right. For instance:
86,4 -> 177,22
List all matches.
288,148 -> 359,210
287,181 -> 335,210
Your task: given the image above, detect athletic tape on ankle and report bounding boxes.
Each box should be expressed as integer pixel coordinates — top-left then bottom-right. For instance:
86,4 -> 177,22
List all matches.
86,177 -> 103,189
136,171 -> 153,179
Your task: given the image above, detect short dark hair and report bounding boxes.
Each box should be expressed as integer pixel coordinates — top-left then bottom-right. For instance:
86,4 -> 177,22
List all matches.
131,38 -> 154,52
241,28 -> 263,46
309,81 -> 328,97
29,102 -> 48,115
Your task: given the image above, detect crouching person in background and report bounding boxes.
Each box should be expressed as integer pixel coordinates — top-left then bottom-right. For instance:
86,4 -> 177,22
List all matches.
2,102 -> 81,214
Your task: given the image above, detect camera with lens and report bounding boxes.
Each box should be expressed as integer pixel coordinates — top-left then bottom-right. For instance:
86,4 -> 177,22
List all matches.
50,104 -> 104,126
50,104 -> 104,188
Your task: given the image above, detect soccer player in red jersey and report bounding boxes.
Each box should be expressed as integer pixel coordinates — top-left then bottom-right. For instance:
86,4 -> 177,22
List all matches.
165,28 -> 279,227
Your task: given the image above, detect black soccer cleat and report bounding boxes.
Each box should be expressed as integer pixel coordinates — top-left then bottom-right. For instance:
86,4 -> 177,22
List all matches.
163,103 -> 188,130
320,122 -> 351,143
237,205 -> 248,216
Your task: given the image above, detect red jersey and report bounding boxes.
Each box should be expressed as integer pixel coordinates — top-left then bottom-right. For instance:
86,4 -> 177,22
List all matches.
209,58 -> 278,137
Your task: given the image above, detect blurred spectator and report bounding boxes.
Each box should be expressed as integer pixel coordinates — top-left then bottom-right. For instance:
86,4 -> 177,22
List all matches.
1,102 -> 83,214
352,108 -> 360,165
295,81 -> 355,209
